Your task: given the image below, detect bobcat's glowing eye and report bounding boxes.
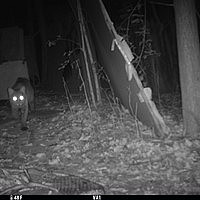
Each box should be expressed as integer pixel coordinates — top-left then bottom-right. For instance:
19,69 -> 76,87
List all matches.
19,95 -> 24,101
13,96 -> 17,101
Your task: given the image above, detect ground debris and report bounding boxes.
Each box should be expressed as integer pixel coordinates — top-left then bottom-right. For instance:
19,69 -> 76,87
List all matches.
0,91 -> 200,194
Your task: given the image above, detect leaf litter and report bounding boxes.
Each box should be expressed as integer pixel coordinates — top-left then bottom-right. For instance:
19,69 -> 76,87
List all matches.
0,91 -> 200,194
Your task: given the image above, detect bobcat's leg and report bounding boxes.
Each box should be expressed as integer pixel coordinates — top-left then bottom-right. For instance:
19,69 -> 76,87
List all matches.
21,103 -> 28,131
11,106 -> 19,119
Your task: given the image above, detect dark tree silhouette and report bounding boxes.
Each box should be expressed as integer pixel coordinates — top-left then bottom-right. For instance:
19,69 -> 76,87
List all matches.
34,0 -> 48,83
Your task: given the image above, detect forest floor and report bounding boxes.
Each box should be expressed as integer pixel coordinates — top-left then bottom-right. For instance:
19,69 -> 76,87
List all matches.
0,90 -> 200,195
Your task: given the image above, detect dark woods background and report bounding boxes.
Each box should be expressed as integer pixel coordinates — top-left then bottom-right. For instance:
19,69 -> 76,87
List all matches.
0,0 -> 199,96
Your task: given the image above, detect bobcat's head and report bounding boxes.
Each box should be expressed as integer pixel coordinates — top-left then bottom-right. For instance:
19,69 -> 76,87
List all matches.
8,86 -> 26,107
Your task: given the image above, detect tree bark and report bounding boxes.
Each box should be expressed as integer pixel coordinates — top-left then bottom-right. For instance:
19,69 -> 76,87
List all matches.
174,0 -> 200,136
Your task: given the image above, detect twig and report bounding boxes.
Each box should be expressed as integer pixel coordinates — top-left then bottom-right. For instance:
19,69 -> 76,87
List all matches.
119,0 -> 142,28
62,76 -> 73,111
76,60 -> 92,114
149,1 -> 174,7
135,102 -> 141,138
77,0 -> 96,109
128,86 -> 141,137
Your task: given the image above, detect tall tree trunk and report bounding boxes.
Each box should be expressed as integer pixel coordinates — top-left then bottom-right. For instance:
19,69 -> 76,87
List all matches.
34,0 -> 48,84
174,0 -> 200,136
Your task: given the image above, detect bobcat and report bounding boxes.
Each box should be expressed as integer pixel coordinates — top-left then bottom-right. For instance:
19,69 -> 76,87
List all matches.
8,77 -> 34,131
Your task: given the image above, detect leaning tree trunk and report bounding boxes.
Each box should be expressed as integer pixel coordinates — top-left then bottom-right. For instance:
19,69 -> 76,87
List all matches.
174,0 -> 200,136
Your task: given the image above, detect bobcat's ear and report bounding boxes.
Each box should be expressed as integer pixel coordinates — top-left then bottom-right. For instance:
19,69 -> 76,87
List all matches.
20,86 -> 26,93
8,88 -> 14,96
